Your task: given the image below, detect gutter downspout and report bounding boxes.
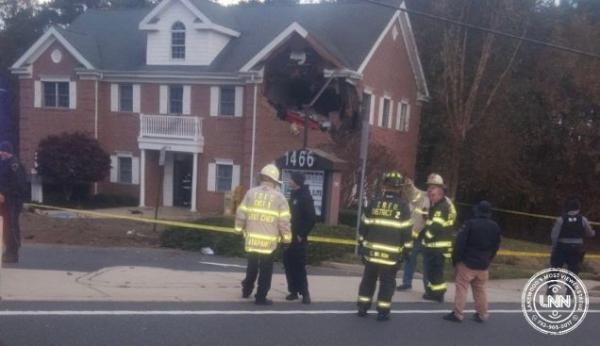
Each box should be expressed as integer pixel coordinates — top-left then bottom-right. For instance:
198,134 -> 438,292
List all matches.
94,79 -> 99,195
249,75 -> 258,188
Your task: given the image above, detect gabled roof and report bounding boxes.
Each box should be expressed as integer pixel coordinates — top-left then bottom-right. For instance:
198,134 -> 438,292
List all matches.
11,0 -> 429,98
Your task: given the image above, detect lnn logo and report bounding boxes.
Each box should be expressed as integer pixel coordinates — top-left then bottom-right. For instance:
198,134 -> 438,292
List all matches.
539,295 -> 571,309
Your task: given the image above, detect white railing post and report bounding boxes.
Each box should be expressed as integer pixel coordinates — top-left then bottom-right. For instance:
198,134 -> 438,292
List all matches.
139,115 -> 202,141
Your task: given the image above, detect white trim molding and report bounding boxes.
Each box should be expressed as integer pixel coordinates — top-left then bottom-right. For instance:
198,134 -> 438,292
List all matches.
11,26 -> 94,70
240,22 -> 309,72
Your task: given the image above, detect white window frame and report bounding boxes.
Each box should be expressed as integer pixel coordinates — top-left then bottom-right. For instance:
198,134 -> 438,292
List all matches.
207,159 -> 240,192
171,21 -> 186,60
397,100 -> 411,132
168,85 -> 184,115
39,78 -> 72,109
110,152 -> 139,185
380,96 -> 392,129
118,83 -> 134,112
210,86 -> 244,117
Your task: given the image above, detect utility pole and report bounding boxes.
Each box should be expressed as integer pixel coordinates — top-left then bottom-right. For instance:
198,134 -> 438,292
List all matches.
355,93 -> 370,255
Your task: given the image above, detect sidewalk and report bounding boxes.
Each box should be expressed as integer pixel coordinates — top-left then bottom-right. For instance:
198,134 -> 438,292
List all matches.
1,244 -> 599,303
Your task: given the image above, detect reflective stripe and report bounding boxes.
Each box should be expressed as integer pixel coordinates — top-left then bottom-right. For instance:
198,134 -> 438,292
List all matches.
358,296 -> 371,303
362,216 -> 414,229
377,301 -> 391,308
425,231 -> 434,239
281,233 -> 292,243
234,226 -> 243,232
443,253 -> 452,259
362,241 -> 402,253
425,216 -> 454,228
404,242 -> 414,249
238,205 -> 280,218
246,233 -> 279,241
428,282 -> 448,291
414,208 -> 427,215
364,256 -> 397,266
279,211 -> 291,218
245,247 -> 273,255
411,230 -> 420,238
422,241 -> 452,248
412,192 -> 422,204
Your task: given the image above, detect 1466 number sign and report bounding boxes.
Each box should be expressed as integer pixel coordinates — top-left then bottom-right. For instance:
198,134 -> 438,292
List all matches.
284,150 -> 315,168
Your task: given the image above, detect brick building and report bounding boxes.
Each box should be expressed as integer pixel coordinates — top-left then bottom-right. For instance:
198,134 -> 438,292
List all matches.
11,0 -> 428,215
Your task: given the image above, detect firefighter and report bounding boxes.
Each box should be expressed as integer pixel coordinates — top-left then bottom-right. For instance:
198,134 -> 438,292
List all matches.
421,173 -> 457,303
235,164 -> 292,305
357,171 -> 413,321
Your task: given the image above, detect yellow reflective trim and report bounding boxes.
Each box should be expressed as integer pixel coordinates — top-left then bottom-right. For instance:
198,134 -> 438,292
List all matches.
279,211 -> 291,218
362,217 -> 414,229
240,206 -> 280,218
245,247 -> 273,254
358,296 -> 371,303
377,301 -> 391,308
412,192 -> 422,203
414,208 -> 428,215
425,231 -> 434,239
404,242 -> 414,248
443,253 -> 452,259
422,241 -> 452,248
234,226 -> 243,232
364,256 -> 397,266
411,230 -> 419,238
428,282 -> 448,291
246,233 -> 279,241
362,241 -> 403,253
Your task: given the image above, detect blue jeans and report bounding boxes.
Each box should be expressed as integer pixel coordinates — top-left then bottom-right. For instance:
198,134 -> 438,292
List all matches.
402,239 -> 427,288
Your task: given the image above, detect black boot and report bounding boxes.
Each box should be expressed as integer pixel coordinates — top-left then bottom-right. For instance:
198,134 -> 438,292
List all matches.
376,311 -> 391,321
255,298 -> 273,306
286,293 -> 299,301
301,292 -> 311,305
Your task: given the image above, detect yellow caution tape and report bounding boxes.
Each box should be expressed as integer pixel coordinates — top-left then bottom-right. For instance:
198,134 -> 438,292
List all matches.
25,203 -> 600,259
456,202 -> 600,227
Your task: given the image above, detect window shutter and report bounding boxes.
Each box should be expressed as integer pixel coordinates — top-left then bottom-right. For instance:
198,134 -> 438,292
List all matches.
404,103 -> 411,131
234,86 -> 244,117
69,81 -> 77,109
388,101 -> 394,128
159,85 -> 168,114
34,81 -> 42,108
207,163 -> 216,192
377,97 -> 384,127
232,164 -> 241,189
210,87 -> 219,116
133,84 -> 141,113
132,156 -> 140,185
396,102 -> 402,130
110,155 -> 118,183
110,84 -> 119,112
369,95 -> 375,125
183,85 -> 191,115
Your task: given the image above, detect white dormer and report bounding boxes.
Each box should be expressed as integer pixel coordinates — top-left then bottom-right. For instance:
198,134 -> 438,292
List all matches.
139,0 -> 240,66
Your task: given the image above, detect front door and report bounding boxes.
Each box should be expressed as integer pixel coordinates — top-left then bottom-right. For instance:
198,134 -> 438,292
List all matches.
173,153 -> 193,208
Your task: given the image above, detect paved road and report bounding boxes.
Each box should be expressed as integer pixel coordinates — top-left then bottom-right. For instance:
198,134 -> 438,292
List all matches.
0,301 -> 598,346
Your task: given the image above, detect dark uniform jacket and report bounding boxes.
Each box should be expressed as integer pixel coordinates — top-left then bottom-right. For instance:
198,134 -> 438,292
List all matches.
360,192 -> 413,266
290,185 -> 316,243
0,156 -> 27,207
421,197 -> 457,254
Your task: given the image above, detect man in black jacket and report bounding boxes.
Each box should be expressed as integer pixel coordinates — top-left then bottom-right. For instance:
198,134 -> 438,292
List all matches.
284,172 -> 316,304
0,141 -> 27,263
443,201 -> 501,323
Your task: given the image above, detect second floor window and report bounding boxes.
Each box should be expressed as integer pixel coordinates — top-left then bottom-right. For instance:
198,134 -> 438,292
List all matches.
43,81 -> 69,108
171,21 -> 186,60
119,84 -> 133,112
219,86 -> 236,116
381,98 -> 391,128
169,85 -> 183,114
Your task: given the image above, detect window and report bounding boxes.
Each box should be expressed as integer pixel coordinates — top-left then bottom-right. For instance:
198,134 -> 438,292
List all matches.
171,21 -> 186,59
43,81 -> 69,108
381,98 -> 391,128
398,102 -> 410,131
216,164 -> 233,192
362,92 -> 372,125
117,156 -> 133,184
119,84 -> 133,112
219,86 -> 236,116
169,85 -> 183,114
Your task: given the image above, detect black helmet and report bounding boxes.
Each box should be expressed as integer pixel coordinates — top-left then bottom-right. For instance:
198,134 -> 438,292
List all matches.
382,171 -> 405,188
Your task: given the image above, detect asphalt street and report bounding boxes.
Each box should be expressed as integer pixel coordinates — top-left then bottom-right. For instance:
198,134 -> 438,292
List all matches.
0,301 -> 599,346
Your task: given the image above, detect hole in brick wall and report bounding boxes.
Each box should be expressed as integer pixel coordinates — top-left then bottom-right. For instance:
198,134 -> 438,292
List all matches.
262,34 -> 361,133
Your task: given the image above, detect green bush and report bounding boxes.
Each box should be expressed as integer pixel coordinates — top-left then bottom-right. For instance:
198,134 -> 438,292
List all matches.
160,216 -> 357,264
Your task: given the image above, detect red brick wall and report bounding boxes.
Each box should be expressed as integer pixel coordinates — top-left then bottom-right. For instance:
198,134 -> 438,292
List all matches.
361,19 -> 423,179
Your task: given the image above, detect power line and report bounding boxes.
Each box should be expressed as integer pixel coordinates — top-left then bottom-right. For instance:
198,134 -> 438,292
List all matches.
362,0 -> 600,59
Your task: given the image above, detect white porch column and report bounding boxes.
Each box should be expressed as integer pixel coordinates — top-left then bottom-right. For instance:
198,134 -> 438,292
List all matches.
139,149 -> 146,207
191,152 -> 199,212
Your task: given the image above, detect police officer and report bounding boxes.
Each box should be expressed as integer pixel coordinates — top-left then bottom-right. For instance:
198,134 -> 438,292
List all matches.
549,197 -> 596,276
357,171 -> 413,321
0,141 -> 27,263
235,164 -> 292,305
421,174 -> 456,303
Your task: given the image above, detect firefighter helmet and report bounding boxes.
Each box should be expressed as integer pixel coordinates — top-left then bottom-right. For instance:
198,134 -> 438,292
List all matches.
260,164 -> 282,184
382,171 -> 405,188
426,173 -> 445,187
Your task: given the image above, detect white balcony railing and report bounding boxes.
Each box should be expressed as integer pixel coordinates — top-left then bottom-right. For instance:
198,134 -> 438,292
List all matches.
139,114 -> 202,141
